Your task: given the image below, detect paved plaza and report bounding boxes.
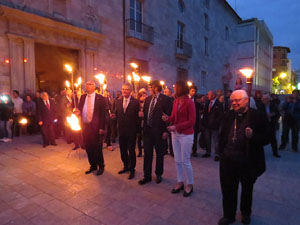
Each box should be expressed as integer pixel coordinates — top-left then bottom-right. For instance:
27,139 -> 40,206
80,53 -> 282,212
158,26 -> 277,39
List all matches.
0,135 -> 299,225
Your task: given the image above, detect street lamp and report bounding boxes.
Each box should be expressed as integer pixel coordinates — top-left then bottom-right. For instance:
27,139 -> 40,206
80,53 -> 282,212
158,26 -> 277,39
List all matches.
239,68 -> 254,97
280,72 -> 287,79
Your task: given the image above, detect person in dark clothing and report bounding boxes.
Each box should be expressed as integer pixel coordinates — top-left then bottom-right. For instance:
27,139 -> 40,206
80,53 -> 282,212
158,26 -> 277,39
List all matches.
104,91 -> 116,151
163,87 -> 174,156
279,90 -> 300,152
218,90 -> 269,225
137,89 -> 148,157
202,90 -> 224,161
0,95 -> 14,142
111,83 -> 140,179
37,92 -> 57,147
258,94 -> 281,157
22,95 -> 37,134
254,90 -> 263,110
138,80 -> 173,185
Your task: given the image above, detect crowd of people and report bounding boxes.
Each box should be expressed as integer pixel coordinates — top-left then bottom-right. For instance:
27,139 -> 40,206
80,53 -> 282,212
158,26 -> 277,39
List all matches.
1,78 -> 300,225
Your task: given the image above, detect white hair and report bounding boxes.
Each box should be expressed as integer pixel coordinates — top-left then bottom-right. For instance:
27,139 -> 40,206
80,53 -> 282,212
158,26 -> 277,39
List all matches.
231,89 -> 248,98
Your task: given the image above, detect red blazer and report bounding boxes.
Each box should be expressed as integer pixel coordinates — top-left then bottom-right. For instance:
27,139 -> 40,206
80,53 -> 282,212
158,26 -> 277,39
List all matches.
167,96 -> 196,134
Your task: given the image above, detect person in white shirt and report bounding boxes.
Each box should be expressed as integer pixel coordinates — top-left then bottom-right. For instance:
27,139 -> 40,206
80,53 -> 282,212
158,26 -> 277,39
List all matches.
11,90 -> 23,137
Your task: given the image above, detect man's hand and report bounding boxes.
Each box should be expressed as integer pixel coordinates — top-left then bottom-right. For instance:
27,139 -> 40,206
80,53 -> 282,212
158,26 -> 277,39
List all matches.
162,132 -> 169,140
99,129 -> 105,135
138,111 -> 144,118
167,125 -> 176,132
110,113 -> 116,119
245,127 -> 253,139
38,121 -> 43,126
162,114 -> 169,122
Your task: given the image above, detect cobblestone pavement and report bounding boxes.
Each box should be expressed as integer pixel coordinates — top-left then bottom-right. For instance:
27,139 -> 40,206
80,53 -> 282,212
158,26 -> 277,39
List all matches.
0,135 -> 299,225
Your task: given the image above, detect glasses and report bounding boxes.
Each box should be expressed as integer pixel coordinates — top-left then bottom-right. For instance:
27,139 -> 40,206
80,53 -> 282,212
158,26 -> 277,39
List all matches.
230,97 -> 246,103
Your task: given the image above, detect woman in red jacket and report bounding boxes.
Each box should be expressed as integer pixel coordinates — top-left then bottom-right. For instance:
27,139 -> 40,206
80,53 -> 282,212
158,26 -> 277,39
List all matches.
162,81 -> 196,197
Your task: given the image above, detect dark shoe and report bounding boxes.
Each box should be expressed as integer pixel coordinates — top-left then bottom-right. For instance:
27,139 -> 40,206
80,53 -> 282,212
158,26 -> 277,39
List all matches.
155,175 -> 162,184
171,185 -> 184,194
43,144 -> 49,148
170,153 -> 174,157
192,151 -> 198,157
241,215 -> 251,224
50,143 -> 57,146
128,171 -> 135,180
137,152 -> 143,157
273,153 -> 281,158
279,145 -> 285,150
118,168 -> 129,174
292,148 -> 299,152
214,156 -> 220,161
202,153 -> 211,158
183,187 -> 193,197
138,177 -> 151,185
67,141 -> 72,144
72,146 -> 79,150
218,217 -> 235,225
96,168 -> 104,176
85,167 -> 97,174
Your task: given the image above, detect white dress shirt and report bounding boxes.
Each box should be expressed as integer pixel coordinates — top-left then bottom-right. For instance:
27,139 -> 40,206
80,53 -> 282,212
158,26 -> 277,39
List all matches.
82,92 -> 96,123
123,96 -> 131,113
12,97 -> 23,114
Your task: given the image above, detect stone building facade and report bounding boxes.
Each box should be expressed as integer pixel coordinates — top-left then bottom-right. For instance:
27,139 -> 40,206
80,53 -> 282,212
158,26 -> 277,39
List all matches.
0,0 -> 250,94
236,18 -> 273,93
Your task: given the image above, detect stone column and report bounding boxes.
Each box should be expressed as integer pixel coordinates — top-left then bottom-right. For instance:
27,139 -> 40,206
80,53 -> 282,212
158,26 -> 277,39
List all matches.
79,48 -> 86,83
23,38 -> 36,92
8,34 -> 25,94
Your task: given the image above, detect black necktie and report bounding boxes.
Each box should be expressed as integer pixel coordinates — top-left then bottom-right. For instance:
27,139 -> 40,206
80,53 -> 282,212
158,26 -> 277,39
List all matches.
148,96 -> 157,127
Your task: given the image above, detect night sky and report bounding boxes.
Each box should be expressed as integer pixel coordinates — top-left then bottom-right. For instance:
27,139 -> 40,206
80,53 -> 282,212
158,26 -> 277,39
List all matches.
227,0 -> 300,69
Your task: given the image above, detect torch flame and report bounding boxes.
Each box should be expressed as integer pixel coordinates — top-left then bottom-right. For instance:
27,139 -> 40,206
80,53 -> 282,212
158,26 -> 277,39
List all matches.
132,72 -> 140,82
74,83 -> 79,88
141,76 -> 151,83
77,77 -> 82,85
187,81 -> 193,87
19,118 -> 28,125
160,80 -> 165,86
65,64 -> 73,72
127,75 -> 132,82
95,73 -> 106,85
67,114 -> 81,131
239,68 -> 253,78
65,80 -> 70,88
103,84 -> 107,90
130,62 -> 138,69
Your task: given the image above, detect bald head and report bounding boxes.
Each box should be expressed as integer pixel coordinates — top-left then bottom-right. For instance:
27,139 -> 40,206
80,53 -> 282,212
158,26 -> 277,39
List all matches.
230,90 -> 249,113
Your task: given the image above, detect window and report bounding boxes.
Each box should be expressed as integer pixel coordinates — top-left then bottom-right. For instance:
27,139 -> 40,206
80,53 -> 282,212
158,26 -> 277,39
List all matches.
204,13 -> 209,30
177,22 -> 185,49
178,0 -> 185,13
130,0 -> 142,33
177,68 -> 188,81
225,26 -> 229,40
281,53 -> 287,59
204,37 -> 208,55
273,54 -> 277,59
201,71 -> 207,88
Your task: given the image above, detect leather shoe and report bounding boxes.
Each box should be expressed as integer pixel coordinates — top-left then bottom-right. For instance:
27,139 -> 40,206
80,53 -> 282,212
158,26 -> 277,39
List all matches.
171,185 -> 184,194
128,171 -> 135,180
155,175 -> 162,184
96,168 -> 104,176
279,145 -> 285,150
218,217 -> 235,225
43,144 -> 49,148
50,143 -> 57,146
138,177 -> 151,185
202,153 -> 211,158
241,215 -> 251,224
273,153 -> 281,158
72,146 -> 79,150
191,151 -> 198,157
85,167 -> 97,174
137,153 -> 143,157
183,187 -> 193,197
118,168 -> 129,174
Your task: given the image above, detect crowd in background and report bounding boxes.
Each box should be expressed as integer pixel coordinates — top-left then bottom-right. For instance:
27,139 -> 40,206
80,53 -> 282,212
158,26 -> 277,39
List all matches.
1,79 -> 300,157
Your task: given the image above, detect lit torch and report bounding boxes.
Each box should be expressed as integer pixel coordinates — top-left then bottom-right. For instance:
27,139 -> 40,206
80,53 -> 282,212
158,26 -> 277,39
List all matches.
142,76 -> 151,84
65,80 -> 71,89
19,118 -> 28,127
67,114 -> 81,131
95,73 -> 106,95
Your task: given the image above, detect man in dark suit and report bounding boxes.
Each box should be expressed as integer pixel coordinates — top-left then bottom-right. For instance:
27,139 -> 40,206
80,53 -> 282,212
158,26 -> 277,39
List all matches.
257,94 -> 281,158
59,89 -> 73,145
218,90 -> 269,225
202,90 -> 224,161
111,83 -> 140,179
138,80 -> 172,185
76,81 -> 106,176
37,92 -> 57,147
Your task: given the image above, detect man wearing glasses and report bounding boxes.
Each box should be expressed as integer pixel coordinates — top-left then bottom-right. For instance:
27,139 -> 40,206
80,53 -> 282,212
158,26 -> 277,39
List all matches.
218,90 -> 269,225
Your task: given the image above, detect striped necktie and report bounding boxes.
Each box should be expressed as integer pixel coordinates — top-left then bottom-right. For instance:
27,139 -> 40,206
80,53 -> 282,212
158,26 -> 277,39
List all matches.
148,95 -> 157,127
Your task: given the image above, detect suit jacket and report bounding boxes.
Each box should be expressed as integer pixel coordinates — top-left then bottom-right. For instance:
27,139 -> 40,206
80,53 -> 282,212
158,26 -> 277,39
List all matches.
202,99 -> 224,130
78,93 -> 106,131
219,109 -> 269,177
257,102 -> 280,128
115,97 -> 140,136
37,99 -> 56,125
143,94 -> 172,134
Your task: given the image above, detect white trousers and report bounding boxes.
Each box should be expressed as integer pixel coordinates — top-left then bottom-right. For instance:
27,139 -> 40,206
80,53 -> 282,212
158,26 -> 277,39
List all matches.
172,132 -> 194,184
